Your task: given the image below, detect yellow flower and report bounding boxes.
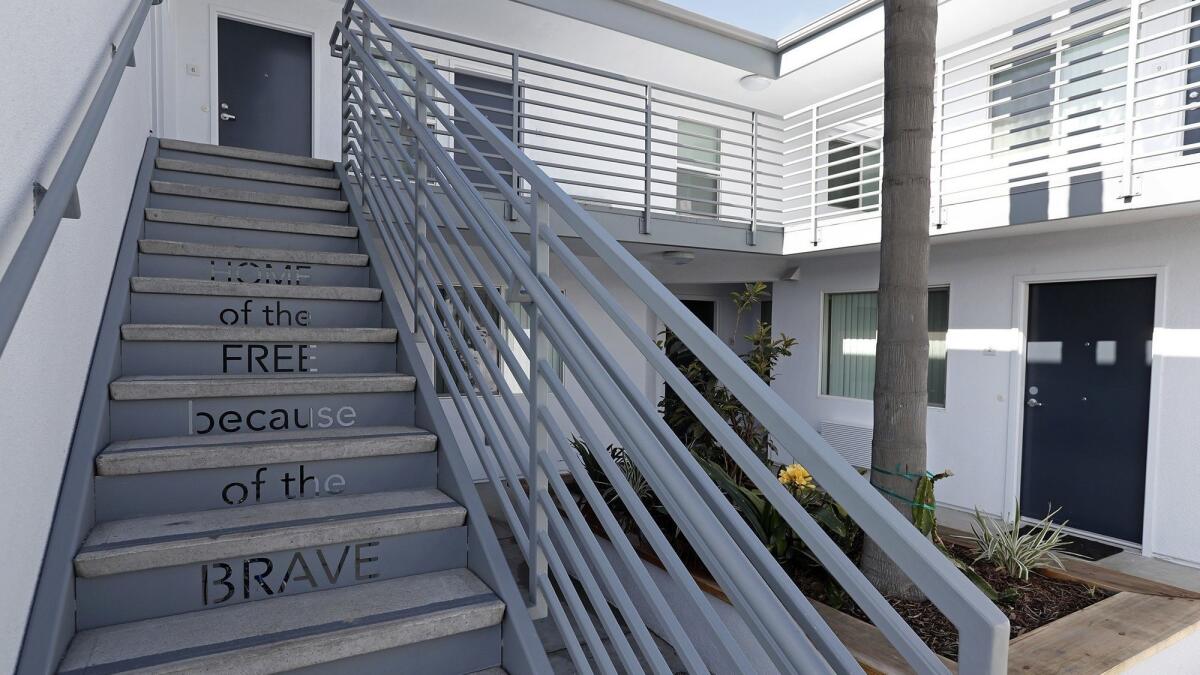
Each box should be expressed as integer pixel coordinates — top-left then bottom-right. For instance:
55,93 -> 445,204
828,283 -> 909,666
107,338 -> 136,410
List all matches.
778,464 -> 814,491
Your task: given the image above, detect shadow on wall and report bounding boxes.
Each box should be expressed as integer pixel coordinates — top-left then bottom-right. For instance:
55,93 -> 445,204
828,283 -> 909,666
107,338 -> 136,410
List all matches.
1008,170 -> 1105,225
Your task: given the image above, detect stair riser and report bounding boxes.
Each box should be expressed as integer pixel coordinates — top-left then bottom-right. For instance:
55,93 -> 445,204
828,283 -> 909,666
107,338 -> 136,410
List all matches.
130,293 -> 382,328
75,528 -> 467,629
159,147 -> 336,179
154,169 -> 342,202
144,220 -> 361,252
109,392 -> 415,441
292,626 -> 502,675
121,342 -> 396,376
95,454 -> 437,520
149,192 -> 348,226
139,253 -> 370,287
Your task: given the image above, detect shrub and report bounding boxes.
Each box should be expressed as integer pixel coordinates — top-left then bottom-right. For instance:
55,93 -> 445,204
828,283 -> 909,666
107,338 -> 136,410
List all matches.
970,502 -> 1073,581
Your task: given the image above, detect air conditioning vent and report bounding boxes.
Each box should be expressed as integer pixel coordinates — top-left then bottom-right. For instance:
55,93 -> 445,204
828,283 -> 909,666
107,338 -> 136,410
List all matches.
820,421 -> 872,469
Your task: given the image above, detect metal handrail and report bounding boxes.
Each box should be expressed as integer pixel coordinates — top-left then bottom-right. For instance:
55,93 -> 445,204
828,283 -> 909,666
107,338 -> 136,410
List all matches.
336,1 -> 1009,672
0,0 -> 160,355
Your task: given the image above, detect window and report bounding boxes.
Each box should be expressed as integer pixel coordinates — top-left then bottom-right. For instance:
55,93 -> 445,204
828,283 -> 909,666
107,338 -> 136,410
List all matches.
677,169 -> 719,216
501,302 -> 565,392
676,120 -> 721,217
454,72 -> 515,191
822,288 -> 949,406
989,23 -> 1129,154
826,139 -> 880,210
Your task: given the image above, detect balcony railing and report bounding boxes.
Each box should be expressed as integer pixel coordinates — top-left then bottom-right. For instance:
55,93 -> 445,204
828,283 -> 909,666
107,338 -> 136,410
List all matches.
380,21 -> 786,242
782,0 -> 1200,249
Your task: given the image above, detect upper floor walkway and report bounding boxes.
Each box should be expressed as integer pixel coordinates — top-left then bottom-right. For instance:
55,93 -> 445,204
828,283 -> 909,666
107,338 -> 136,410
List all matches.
391,0 -> 1200,256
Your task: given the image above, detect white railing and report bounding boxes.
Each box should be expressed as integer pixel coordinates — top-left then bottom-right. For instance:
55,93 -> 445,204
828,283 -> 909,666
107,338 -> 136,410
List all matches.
782,0 -> 1200,249
381,21 -> 785,241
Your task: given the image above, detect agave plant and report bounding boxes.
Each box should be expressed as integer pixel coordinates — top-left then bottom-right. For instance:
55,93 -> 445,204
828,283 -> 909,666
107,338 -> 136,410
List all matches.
970,502 -> 1074,581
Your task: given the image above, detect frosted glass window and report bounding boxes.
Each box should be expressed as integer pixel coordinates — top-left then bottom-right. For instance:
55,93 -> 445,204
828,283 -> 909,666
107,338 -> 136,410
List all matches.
823,288 -> 949,406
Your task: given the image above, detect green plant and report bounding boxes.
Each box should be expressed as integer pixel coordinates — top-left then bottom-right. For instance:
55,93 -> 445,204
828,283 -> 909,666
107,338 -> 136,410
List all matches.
970,502 -> 1073,581
658,282 -> 797,482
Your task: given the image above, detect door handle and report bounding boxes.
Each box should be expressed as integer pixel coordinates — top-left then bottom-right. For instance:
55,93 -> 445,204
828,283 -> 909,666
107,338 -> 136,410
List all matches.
1026,397 -> 1043,408
220,112 -> 237,121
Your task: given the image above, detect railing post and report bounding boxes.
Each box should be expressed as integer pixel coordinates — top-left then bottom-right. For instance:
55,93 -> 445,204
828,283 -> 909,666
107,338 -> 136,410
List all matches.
509,52 -> 521,222
413,66 -> 430,334
809,106 -> 819,246
930,55 -> 944,230
526,192 -> 551,620
749,111 -> 759,246
1118,0 -> 1143,203
642,84 -> 652,235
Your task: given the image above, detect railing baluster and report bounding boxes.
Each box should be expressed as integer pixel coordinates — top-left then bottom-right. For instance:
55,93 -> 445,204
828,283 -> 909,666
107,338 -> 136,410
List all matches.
1119,0 -> 1143,203
526,192 -> 550,620
643,83 -> 653,234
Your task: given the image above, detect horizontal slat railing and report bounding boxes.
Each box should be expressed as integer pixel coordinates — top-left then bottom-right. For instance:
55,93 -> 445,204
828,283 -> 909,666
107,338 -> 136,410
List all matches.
781,0 -> 1200,246
374,18 -> 785,239
335,1 -> 1009,673
0,0 -> 159,356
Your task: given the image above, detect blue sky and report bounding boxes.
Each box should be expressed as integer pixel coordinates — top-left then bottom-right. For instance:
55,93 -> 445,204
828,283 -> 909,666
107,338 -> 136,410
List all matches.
665,0 -> 851,38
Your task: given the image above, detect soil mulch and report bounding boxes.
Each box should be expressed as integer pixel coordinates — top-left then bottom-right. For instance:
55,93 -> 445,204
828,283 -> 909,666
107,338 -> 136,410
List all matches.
833,544 -> 1113,660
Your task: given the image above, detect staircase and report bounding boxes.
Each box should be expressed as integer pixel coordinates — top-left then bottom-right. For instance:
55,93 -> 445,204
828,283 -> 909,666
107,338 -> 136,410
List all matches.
57,138 -> 509,674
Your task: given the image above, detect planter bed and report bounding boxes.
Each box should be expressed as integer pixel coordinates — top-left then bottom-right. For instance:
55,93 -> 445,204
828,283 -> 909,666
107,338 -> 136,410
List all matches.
592,532 -> 1200,674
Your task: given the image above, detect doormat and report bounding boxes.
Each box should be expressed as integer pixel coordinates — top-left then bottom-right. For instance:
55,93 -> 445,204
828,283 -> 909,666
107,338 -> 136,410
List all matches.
1020,526 -> 1124,561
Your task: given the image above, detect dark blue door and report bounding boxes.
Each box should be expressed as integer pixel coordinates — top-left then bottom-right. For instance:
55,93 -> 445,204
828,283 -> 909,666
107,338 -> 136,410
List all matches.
1020,278 -> 1155,543
217,18 -> 312,157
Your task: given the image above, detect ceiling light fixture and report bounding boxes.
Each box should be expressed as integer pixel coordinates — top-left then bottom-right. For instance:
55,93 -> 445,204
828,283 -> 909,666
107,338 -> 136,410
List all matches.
739,74 -> 772,91
661,250 -> 696,266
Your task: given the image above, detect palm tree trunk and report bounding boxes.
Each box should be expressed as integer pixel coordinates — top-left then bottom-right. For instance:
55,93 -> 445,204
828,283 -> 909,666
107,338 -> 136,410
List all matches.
861,0 -> 938,600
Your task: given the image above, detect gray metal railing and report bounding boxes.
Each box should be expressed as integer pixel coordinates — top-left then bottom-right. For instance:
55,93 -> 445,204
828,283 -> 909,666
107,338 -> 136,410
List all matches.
333,1 -> 1009,672
0,0 -> 160,356
380,19 -> 785,241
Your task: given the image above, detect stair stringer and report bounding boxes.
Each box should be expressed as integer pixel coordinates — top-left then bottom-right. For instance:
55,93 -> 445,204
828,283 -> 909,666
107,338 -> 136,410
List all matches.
15,137 -> 161,675
343,164 -> 552,675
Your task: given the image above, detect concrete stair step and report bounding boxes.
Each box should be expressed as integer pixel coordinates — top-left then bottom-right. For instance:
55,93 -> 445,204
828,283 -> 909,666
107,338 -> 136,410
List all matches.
145,207 -> 357,238
93,426 -> 439,520
96,426 -> 436,476
130,276 -> 380,302
138,239 -> 367,267
137,241 -> 370,287
120,324 -> 397,343
61,569 -> 503,673
119,325 -> 400,376
129,286 -> 382,328
109,372 -> 415,401
159,138 -> 335,171
152,180 -> 348,212
74,488 -> 465,578
156,157 -> 342,189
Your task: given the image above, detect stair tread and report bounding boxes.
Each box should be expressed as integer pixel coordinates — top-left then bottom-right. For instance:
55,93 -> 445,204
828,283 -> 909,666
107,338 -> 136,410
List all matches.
138,239 -> 368,266
152,180 -> 349,212
159,138 -> 336,170
121,324 -> 397,342
156,157 -> 343,189
109,372 -> 416,400
97,426 -> 437,476
131,276 -> 381,301
145,208 -> 358,238
74,489 -> 465,577
59,569 -> 502,673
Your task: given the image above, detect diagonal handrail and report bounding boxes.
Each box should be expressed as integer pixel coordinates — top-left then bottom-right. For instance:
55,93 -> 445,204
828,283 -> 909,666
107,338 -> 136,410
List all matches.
335,1 -> 1010,671
0,0 -> 160,356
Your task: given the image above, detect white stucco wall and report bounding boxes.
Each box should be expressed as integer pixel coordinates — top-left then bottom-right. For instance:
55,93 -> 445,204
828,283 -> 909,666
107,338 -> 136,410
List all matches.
773,216 -> 1200,566
0,1 -> 158,670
